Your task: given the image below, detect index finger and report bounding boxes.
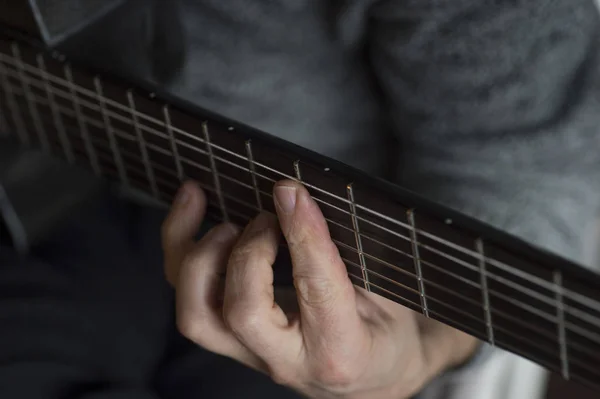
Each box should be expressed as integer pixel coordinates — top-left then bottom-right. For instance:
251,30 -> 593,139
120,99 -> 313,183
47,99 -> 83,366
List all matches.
161,181 -> 207,285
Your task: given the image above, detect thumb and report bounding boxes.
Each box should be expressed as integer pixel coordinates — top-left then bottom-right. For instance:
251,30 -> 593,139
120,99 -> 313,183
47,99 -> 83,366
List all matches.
273,180 -> 360,341
161,181 -> 207,285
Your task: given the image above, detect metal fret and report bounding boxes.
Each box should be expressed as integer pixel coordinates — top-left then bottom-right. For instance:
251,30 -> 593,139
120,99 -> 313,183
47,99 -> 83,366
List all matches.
293,160 -> 302,181
407,209 -> 429,317
0,61 -> 29,144
554,270 -> 570,380
63,64 -> 101,176
476,238 -> 495,345
11,43 -> 45,149
347,183 -> 370,292
162,105 -> 184,181
202,122 -> 229,222
127,90 -> 158,198
37,54 -> 74,163
93,76 -> 129,186
245,139 -> 263,211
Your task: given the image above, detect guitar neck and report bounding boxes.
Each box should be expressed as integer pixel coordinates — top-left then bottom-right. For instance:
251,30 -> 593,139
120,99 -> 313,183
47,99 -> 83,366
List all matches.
1,26 -> 600,391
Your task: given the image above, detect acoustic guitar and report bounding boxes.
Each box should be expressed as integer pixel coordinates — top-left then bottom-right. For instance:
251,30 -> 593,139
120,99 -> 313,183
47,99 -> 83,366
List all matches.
0,1 -> 598,397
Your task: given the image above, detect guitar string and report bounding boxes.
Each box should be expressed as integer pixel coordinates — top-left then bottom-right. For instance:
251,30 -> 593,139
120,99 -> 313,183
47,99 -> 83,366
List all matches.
2,65 -> 600,340
0,51 -> 586,294
3,74 -> 600,336
1,55 -> 600,318
5,84 -> 600,372
0,53 -> 597,317
6,93 -> 600,359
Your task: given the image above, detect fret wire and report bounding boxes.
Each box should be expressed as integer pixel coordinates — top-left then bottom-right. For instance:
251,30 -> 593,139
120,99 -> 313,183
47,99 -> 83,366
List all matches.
347,183 -> 370,292
554,270 -> 570,380
202,122 -> 229,222
293,160 -> 302,181
407,209 -> 428,317
36,53 -> 74,163
477,238 -> 495,346
245,140 -> 263,211
127,90 -> 159,198
93,76 -> 129,187
0,61 -> 29,145
8,80 -> 600,331
11,43 -> 46,149
162,105 -> 185,181
346,271 -> 421,311
63,64 -> 101,176
3,58 -> 600,316
8,81 -> 599,331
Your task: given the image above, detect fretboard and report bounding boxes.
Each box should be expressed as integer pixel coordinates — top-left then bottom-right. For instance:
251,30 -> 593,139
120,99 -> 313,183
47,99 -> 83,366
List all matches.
1,28 -> 599,391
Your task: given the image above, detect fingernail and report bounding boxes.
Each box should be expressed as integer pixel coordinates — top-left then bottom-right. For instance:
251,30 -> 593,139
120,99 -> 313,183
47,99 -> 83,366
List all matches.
212,223 -> 240,243
274,185 -> 297,215
174,185 -> 190,207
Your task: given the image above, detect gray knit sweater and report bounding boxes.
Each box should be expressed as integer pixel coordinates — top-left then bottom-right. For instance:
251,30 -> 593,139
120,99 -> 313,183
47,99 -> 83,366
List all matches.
62,0 -> 600,266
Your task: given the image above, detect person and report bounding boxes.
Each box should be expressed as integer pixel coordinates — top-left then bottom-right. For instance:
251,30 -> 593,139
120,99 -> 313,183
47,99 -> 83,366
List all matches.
0,0 -> 599,398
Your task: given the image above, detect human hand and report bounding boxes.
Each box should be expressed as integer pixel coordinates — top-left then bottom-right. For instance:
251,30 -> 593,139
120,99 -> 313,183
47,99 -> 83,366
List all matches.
161,180 -> 479,399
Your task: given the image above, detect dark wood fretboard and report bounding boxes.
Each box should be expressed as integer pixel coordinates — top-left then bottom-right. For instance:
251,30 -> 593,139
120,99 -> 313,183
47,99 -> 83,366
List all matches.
1,28 -> 599,391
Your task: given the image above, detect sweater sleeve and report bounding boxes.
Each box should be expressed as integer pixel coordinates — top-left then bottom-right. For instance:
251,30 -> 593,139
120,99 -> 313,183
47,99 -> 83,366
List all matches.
368,0 -> 600,266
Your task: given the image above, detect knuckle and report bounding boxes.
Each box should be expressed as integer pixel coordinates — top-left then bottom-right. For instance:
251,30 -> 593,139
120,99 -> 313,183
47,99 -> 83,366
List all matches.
229,239 -> 276,269
228,244 -> 253,266
223,303 -> 263,337
294,275 -> 338,308
270,368 -> 297,387
314,356 -> 357,388
287,223 -> 313,248
176,312 -> 206,345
